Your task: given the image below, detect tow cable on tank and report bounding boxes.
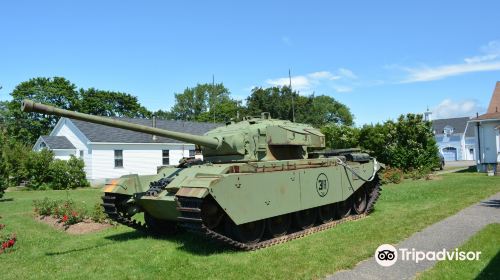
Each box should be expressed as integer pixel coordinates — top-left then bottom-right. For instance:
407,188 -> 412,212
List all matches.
336,158 -> 379,182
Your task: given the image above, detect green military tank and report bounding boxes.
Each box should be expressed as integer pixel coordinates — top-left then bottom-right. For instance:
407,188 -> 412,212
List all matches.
22,99 -> 383,250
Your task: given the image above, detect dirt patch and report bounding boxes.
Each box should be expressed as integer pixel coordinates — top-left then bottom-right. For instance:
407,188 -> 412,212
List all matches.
36,216 -> 113,235
426,174 -> 443,181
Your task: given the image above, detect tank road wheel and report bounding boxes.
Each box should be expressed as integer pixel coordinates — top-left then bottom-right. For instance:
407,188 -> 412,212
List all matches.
318,204 -> 335,223
353,187 -> 367,214
265,214 -> 292,238
144,212 -> 177,235
201,198 -> 224,229
230,220 -> 265,244
335,197 -> 352,219
293,208 -> 317,230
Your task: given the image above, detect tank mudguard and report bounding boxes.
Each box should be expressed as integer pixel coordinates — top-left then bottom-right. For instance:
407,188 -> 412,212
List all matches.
210,159 -> 380,225
102,167 -> 182,196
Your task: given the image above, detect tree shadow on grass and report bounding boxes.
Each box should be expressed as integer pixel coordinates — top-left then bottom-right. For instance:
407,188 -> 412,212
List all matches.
104,230 -> 237,256
480,199 -> 500,209
0,198 -> 14,202
475,249 -> 500,279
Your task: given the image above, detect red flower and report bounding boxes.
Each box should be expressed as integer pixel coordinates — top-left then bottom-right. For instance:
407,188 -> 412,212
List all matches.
8,239 -> 15,247
62,215 -> 68,222
1,242 -> 7,249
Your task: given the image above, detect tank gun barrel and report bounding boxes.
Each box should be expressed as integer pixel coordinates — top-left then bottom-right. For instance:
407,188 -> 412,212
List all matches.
21,99 -> 220,149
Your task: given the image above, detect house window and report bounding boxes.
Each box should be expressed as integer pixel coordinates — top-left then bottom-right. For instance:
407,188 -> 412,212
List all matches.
189,150 -> 195,158
79,150 -> 84,158
162,150 -> 170,165
443,125 -> 454,136
114,150 -> 123,168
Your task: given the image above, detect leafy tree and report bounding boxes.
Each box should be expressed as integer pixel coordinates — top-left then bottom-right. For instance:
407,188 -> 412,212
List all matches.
170,83 -> 241,122
4,77 -> 152,145
305,95 -> 353,126
5,77 -> 80,144
0,128 -> 7,197
197,99 -> 242,123
153,109 -> 176,120
246,86 -> 353,126
78,88 -> 151,117
246,86 -> 299,121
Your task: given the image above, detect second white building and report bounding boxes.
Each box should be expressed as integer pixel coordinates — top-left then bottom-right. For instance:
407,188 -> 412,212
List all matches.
33,117 -> 221,184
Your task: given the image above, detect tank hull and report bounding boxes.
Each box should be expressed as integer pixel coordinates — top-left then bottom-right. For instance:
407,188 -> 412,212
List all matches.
102,155 -> 382,248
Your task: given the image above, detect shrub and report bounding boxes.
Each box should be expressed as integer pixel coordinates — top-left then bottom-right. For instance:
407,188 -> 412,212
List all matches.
381,167 -> 404,184
33,197 -> 61,216
25,149 -> 54,189
0,216 -> 16,254
404,167 -> 432,180
358,114 -> 439,175
320,124 -> 360,149
90,202 -> 107,223
33,198 -> 106,226
48,156 -> 89,190
0,177 -> 6,199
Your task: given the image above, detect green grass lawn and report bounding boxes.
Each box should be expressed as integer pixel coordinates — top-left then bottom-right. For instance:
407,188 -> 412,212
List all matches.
418,223 -> 500,280
1,173 -> 499,280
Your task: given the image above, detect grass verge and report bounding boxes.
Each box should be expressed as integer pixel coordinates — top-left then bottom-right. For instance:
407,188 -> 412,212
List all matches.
0,173 -> 499,279
418,223 -> 500,280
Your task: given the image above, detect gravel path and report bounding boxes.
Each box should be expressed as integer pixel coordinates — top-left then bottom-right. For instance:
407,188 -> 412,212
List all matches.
328,192 -> 500,280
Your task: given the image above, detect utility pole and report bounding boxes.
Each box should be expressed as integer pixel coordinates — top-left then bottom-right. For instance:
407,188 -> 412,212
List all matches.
289,69 -> 295,122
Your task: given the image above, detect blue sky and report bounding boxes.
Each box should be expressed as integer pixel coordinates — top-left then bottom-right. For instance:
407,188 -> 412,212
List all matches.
1,1 -> 500,125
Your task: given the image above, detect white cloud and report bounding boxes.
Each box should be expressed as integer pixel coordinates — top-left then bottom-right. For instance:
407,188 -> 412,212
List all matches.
338,68 -> 358,79
401,40 -> 500,83
264,68 -> 357,94
308,71 -> 336,80
265,75 -> 311,91
464,40 -> 500,63
431,99 -> 485,119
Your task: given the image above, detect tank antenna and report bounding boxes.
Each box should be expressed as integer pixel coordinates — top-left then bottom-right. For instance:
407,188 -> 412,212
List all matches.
289,69 -> 295,122
212,74 -> 216,123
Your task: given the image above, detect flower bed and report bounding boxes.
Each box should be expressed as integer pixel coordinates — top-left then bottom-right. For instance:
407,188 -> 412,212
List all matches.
33,197 -> 113,234
0,216 -> 16,254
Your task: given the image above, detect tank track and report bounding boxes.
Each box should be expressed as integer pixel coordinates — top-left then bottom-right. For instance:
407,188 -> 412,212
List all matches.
101,193 -> 148,231
146,177 -> 174,197
177,181 -> 382,251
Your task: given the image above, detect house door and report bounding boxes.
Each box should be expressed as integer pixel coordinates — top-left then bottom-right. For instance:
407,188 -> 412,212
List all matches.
442,147 -> 457,161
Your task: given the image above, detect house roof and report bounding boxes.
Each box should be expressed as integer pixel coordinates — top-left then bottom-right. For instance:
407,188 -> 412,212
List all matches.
472,81 -> 500,121
486,81 -> 500,114
432,117 -> 474,137
68,117 -> 222,144
40,136 -> 76,149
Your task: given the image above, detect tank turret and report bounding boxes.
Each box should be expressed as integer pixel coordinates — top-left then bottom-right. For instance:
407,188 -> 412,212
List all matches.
21,99 -> 325,162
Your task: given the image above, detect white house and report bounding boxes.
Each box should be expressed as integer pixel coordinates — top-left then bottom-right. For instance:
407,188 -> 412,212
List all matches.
430,117 -> 475,161
469,81 -> 500,174
34,117 -> 221,183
